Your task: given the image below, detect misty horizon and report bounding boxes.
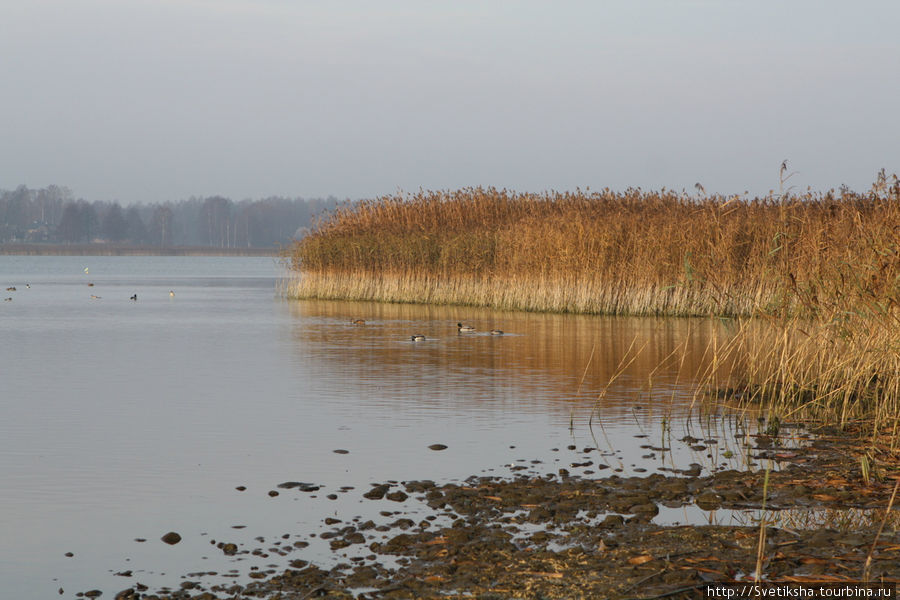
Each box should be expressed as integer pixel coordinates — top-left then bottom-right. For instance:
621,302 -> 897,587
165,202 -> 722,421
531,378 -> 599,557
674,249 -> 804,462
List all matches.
2,1 -> 897,205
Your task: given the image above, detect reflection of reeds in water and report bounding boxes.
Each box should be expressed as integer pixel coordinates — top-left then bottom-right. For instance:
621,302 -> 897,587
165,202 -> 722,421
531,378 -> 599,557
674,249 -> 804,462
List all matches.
285,299 -> 732,417
735,505 -> 900,533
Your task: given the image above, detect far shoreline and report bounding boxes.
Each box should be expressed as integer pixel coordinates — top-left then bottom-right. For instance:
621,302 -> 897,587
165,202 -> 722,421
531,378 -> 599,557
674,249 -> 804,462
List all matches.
0,243 -> 280,257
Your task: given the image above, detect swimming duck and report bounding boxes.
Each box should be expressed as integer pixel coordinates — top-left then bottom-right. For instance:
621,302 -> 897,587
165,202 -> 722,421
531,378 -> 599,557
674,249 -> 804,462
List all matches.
90,295 -> 102,300
5,287 -> 15,292
169,290 -> 175,297
351,319 -> 365,325
490,329 -> 504,335
457,322 -> 475,333
411,334 -> 426,341
130,294 -> 138,301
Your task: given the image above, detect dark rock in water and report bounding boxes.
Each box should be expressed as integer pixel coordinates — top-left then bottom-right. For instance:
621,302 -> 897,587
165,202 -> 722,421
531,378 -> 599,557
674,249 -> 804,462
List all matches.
333,449 -> 350,454
364,484 -> 390,500
115,590 -> 139,600
428,444 -> 448,451
344,532 -> 366,545
680,464 -> 703,477
235,486 -> 247,491
161,532 -> 182,545
386,490 -> 409,502
219,542 -> 238,555
695,491 -> 723,510
84,589 -> 103,597
277,481 -> 320,492
114,570 -> 132,577
268,490 -> 280,497
403,480 -> 435,492
65,552 -> 74,557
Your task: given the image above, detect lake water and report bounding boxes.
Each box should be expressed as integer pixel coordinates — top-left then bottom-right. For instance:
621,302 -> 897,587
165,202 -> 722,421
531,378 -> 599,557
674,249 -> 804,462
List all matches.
0,256 -> 777,597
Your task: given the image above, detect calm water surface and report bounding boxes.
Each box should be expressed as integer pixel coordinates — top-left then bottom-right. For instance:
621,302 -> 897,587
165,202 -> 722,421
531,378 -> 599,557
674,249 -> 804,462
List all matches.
1,256 -> 769,597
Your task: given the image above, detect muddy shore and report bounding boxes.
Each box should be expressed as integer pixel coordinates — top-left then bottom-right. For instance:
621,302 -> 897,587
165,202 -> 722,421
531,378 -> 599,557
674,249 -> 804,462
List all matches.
105,427 -> 900,600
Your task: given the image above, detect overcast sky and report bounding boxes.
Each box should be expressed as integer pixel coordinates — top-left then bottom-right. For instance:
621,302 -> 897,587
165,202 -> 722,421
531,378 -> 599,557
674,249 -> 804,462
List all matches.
2,1 -> 898,204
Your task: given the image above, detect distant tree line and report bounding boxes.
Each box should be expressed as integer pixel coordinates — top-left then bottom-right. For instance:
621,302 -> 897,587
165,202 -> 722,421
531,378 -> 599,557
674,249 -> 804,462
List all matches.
0,185 -> 343,248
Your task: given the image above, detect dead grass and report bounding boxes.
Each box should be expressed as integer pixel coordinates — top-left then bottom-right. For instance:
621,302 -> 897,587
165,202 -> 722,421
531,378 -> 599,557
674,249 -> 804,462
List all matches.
287,180 -> 898,318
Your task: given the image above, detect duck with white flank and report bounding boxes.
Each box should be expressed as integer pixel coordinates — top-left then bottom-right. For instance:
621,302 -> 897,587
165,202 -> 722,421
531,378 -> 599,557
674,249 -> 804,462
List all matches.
411,334 -> 426,341
457,322 -> 475,333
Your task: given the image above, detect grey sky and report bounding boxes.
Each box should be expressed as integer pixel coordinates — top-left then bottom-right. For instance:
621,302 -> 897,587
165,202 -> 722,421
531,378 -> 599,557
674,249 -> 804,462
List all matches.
2,0 -> 898,204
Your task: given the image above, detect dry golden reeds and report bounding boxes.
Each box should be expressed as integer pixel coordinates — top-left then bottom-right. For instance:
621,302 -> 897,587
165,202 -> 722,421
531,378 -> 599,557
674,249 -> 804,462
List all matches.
287,181 -> 899,319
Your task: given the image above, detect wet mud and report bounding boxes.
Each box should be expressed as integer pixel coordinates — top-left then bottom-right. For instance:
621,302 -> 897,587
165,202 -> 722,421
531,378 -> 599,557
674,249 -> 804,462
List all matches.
106,427 -> 900,599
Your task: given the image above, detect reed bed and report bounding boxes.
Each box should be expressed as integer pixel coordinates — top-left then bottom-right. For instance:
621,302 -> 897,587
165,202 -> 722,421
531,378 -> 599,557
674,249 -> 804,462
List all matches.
287,182 -> 899,318
286,177 -> 900,429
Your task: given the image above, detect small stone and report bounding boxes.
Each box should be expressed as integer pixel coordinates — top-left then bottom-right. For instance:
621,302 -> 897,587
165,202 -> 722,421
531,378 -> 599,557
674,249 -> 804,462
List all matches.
363,485 -> 389,500
277,481 -> 319,492
428,444 -> 448,451
220,542 -> 238,555
161,532 -> 182,545
333,449 -> 349,454
268,490 -> 279,497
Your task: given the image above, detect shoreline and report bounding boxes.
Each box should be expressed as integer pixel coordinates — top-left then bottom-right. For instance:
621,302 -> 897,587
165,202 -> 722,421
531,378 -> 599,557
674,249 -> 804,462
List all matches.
106,424 -> 900,600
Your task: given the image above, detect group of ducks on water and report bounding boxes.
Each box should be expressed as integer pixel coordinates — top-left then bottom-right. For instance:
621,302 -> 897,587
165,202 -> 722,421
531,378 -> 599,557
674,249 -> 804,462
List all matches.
91,289 -> 174,301
4,284 -> 28,301
4,283 -> 175,302
350,319 -> 503,341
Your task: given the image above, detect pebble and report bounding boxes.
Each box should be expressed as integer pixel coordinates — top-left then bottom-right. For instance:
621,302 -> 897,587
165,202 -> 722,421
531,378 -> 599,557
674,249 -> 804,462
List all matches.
160,532 -> 182,545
